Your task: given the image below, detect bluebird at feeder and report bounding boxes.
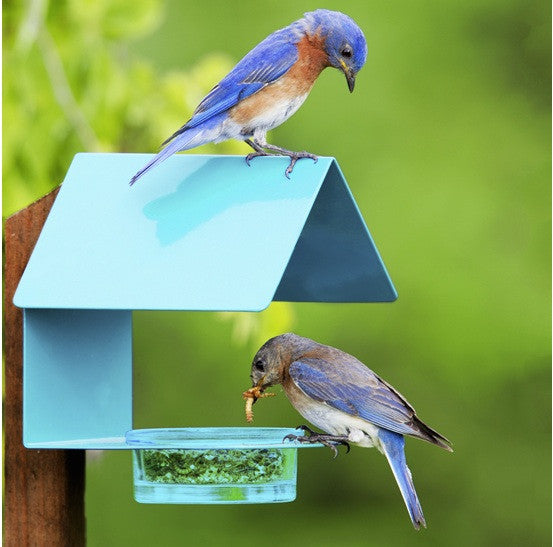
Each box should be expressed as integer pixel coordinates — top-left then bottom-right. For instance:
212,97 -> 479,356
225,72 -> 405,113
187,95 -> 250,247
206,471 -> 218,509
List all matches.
130,9 -> 367,184
247,333 -> 452,530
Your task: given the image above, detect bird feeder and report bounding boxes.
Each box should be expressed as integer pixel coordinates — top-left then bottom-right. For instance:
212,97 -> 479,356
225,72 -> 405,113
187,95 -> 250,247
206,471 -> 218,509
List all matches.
13,153 -> 397,503
126,427 -> 314,504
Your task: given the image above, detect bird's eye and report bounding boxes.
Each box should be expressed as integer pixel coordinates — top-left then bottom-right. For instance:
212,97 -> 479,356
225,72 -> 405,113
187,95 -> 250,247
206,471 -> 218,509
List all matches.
254,360 -> 264,371
341,46 -> 353,58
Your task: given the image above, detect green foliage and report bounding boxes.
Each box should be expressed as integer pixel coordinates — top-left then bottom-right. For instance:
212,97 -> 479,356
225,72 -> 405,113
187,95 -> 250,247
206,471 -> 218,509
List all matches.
2,0 -> 243,217
4,0 -> 550,546
140,448 -> 288,484
218,302 -> 296,352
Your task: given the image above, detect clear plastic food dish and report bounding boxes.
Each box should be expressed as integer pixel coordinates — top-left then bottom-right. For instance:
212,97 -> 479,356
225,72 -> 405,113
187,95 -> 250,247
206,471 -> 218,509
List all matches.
126,428 -> 316,504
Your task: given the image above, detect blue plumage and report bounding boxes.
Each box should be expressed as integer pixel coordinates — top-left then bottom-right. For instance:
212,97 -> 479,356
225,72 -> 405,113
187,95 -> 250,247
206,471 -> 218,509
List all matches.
290,357 -> 422,437
249,333 -> 452,529
378,429 -> 426,530
169,32 -> 299,135
130,112 -> 227,183
304,9 -> 368,73
130,10 -> 368,185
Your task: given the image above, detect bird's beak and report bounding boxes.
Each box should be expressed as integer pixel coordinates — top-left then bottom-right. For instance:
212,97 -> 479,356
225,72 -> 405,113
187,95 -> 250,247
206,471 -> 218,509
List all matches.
340,60 -> 356,93
252,374 -> 266,389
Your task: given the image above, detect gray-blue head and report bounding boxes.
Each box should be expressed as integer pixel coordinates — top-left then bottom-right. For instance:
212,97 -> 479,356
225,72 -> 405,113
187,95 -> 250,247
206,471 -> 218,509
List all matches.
303,9 -> 368,92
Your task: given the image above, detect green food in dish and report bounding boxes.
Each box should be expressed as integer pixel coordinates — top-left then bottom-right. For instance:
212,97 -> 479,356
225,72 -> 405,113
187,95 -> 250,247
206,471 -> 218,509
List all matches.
141,448 -> 288,484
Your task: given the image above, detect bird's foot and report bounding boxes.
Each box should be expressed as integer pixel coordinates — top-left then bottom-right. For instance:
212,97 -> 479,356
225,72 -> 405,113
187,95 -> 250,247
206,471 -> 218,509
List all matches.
244,138 -> 276,166
283,425 -> 350,458
282,151 -> 318,179
263,145 -> 318,178
244,139 -> 318,178
245,150 -> 274,166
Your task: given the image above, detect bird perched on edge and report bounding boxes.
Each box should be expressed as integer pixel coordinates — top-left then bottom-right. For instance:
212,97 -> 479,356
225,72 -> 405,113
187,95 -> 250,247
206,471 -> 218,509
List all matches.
248,333 -> 452,530
129,9 -> 367,185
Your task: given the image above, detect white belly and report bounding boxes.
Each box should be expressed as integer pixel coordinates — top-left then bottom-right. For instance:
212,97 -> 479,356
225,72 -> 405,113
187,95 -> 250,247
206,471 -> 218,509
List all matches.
286,382 -> 382,450
247,93 -> 308,132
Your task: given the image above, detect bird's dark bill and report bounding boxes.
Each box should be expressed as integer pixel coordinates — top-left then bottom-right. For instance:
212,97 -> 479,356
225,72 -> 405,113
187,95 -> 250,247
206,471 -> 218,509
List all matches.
345,70 -> 356,92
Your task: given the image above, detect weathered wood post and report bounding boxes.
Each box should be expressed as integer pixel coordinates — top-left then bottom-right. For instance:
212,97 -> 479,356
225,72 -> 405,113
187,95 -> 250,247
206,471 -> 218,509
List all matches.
4,188 -> 86,546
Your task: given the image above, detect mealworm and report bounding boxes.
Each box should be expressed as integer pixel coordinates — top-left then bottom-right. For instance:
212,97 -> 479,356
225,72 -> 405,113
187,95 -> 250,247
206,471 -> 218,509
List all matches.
243,386 -> 275,422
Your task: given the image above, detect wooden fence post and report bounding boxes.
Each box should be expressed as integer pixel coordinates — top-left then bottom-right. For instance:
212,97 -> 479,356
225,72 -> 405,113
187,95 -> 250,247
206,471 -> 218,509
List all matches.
4,187 -> 86,546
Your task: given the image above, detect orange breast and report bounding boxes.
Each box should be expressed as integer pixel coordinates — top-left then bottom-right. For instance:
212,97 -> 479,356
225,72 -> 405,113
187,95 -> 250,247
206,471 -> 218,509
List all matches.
230,33 -> 329,125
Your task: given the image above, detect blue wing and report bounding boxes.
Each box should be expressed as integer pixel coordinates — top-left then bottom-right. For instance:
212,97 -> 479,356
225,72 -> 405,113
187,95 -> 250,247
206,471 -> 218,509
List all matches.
163,27 -> 299,144
289,357 -> 420,436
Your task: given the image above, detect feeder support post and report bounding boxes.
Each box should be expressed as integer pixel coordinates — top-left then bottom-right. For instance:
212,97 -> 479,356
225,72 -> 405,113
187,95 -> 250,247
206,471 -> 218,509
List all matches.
4,187 -> 86,547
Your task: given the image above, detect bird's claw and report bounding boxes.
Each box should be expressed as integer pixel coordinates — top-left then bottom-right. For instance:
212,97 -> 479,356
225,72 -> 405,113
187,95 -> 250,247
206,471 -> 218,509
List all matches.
283,433 -> 302,443
294,424 -> 319,436
284,152 -> 318,179
283,425 -> 350,458
245,151 -> 271,166
244,143 -> 318,178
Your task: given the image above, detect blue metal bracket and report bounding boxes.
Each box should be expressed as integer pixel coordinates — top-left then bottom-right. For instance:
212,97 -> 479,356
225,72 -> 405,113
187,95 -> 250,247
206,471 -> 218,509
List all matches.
14,153 -> 397,448
23,309 -> 132,448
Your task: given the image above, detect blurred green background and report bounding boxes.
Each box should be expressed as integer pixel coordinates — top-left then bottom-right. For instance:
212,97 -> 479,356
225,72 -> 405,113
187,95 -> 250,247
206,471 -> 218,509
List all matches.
3,0 -> 551,545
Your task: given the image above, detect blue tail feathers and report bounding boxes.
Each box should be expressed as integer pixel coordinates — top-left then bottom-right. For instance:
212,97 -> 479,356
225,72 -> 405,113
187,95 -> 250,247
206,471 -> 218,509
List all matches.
378,428 -> 426,530
129,137 -> 184,186
129,118 -> 219,186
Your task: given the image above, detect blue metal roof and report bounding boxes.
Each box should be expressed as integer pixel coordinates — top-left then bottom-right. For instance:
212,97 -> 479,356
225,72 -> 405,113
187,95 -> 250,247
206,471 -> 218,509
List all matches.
14,153 -> 396,310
